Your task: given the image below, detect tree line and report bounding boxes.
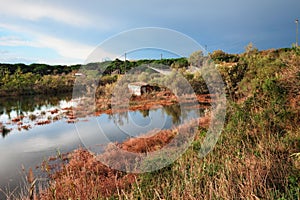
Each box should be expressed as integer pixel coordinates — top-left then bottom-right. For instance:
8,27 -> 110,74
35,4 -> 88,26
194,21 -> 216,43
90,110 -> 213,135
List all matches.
0,50 -> 244,96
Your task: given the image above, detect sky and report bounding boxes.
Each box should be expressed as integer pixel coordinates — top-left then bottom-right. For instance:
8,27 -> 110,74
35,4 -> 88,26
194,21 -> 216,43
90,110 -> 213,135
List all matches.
0,0 -> 299,65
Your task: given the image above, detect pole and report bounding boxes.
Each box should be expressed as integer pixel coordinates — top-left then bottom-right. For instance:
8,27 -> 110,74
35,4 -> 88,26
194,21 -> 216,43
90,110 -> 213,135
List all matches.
296,19 -> 299,47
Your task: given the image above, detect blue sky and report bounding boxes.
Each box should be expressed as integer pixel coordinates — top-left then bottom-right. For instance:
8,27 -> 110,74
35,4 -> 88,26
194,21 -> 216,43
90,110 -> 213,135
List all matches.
0,0 -> 299,64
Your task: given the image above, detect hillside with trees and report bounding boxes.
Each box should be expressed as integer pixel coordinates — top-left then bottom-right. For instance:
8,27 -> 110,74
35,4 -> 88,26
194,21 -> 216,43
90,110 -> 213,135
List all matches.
0,58 -> 189,96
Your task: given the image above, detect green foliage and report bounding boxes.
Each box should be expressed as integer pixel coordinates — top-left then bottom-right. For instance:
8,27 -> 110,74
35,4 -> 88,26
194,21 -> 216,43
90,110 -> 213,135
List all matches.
170,58 -> 189,69
0,57 -> 193,96
188,76 -> 209,94
210,50 -> 239,63
291,45 -> 300,55
0,63 -> 79,76
0,68 -> 74,96
99,75 -> 118,85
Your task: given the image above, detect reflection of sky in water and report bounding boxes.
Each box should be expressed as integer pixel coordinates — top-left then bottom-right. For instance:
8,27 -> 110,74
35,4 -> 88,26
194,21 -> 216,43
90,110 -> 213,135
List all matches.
0,120 -> 79,193
76,109 -> 173,154
76,106 -> 199,154
0,98 -> 79,132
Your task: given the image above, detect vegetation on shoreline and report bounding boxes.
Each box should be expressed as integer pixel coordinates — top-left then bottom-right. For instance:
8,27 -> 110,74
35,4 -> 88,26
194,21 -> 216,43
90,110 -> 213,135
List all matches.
3,46 -> 300,199
0,58 -> 188,96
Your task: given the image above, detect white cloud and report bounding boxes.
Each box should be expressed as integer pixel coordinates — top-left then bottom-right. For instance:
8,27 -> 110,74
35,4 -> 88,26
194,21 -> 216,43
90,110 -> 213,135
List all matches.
36,34 -> 93,61
0,36 -> 40,47
32,34 -> 122,63
0,50 -> 9,54
0,0 -> 92,27
0,22 -> 121,64
0,22 -> 96,63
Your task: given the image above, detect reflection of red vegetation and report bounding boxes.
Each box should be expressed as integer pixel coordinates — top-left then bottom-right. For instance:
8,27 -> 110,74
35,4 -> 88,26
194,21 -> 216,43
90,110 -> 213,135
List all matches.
21,124 -> 31,130
62,107 -> 72,111
67,119 -> 77,123
50,109 -> 59,114
36,120 -> 51,125
53,115 -> 60,121
66,110 -> 77,123
94,93 -> 212,116
12,118 -> 20,122
12,115 -> 24,122
67,114 -> 76,120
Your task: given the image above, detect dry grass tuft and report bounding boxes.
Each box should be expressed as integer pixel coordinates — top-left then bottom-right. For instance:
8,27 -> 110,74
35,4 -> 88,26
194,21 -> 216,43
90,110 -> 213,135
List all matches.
39,149 -> 136,199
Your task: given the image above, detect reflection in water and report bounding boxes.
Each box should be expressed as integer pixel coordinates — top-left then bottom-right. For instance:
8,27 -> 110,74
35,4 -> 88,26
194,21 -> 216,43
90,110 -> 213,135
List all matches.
162,104 -> 181,124
0,124 -> 11,138
0,93 -> 194,139
0,93 -> 72,119
106,104 -> 182,128
108,111 -> 129,126
0,93 -> 73,138
139,109 -> 149,118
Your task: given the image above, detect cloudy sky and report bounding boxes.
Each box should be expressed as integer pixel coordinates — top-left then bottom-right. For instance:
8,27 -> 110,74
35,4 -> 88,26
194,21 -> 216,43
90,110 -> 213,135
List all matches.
0,0 -> 299,64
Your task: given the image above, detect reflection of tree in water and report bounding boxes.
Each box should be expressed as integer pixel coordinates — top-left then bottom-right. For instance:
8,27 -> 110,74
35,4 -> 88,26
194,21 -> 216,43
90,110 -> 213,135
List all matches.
0,93 -> 72,119
109,110 -> 150,127
139,109 -> 149,118
162,104 -> 182,124
0,125 -> 11,138
108,111 -> 129,126
108,105 -> 190,127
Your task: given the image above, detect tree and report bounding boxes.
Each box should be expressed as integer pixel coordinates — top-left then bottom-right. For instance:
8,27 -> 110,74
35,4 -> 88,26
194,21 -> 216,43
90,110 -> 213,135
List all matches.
170,58 -> 188,69
245,42 -> 258,54
210,50 -> 239,63
188,50 -> 205,67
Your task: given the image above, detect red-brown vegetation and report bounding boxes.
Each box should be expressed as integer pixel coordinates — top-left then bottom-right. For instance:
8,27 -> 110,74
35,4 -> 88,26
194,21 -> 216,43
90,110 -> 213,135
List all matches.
12,116 -> 24,122
118,130 -> 176,153
49,109 -> 59,115
39,149 -> 136,199
35,120 -> 51,126
38,117 -> 203,199
21,124 -> 31,130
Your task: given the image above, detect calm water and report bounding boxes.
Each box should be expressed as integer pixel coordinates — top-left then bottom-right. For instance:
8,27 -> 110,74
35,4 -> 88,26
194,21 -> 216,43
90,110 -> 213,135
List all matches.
0,94 -> 200,198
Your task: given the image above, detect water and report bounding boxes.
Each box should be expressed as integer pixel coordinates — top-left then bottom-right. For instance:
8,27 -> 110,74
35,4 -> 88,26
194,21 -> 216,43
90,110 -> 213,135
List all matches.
0,94 -> 200,198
